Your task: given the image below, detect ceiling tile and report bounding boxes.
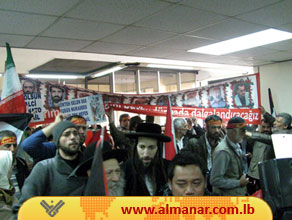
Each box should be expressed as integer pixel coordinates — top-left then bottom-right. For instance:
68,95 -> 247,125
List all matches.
27,37 -> 92,51
259,50 -> 292,62
262,39 -> 292,51
229,47 -> 282,58
0,0 -> 80,16
0,11 -> 56,35
41,18 -> 124,41
165,51 -> 217,61
181,0 -> 281,16
102,26 -> 177,46
236,0 -> 292,27
80,41 -> 142,54
188,18 -> 267,41
278,22 -> 292,33
124,46 -> 184,58
66,0 -> 171,25
153,35 -> 216,50
208,55 -> 270,66
134,4 -> 227,33
0,34 -> 34,47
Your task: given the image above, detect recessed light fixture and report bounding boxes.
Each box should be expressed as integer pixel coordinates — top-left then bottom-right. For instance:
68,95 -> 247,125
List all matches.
146,64 -> 195,70
26,74 -> 83,79
188,28 -> 292,55
92,65 -> 124,78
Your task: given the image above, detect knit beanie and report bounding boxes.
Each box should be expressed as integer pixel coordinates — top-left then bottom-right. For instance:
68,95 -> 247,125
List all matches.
53,121 -> 77,147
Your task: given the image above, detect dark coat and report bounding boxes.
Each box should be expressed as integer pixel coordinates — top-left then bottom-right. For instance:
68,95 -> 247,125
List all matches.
123,159 -> 169,196
15,157 -> 30,190
186,135 -> 209,165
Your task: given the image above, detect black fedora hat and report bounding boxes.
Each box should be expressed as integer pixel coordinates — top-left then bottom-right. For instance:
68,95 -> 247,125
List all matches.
75,141 -> 128,176
83,141 -> 128,164
126,123 -> 171,142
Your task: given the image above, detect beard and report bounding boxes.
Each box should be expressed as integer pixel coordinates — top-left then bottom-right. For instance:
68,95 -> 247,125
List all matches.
59,144 -> 79,156
52,95 -> 62,103
108,173 -> 125,196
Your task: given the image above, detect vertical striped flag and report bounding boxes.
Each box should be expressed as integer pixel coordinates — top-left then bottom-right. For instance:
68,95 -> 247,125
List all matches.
0,43 -> 26,114
163,96 -> 177,160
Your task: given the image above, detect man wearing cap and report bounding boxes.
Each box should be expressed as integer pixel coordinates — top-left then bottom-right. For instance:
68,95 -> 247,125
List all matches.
21,113 -> 87,163
210,117 -> 249,196
13,121 -> 88,216
124,123 -> 171,196
79,141 -> 128,196
186,115 -> 224,191
0,130 -> 30,200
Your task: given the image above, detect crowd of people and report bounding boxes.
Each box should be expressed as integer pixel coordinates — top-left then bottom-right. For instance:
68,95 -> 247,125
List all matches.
0,106 -> 291,219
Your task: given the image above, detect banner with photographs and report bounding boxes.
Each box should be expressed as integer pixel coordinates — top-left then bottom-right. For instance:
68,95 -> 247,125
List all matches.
20,73 -> 261,126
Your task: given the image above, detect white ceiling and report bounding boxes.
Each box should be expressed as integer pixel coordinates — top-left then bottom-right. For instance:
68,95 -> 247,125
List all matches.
0,0 -> 292,77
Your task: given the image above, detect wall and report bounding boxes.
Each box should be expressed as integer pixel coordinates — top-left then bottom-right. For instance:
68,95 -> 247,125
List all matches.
259,60 -> 292,114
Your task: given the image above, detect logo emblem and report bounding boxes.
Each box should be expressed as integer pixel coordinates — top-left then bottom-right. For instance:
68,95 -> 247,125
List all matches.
40,200 -> 65,217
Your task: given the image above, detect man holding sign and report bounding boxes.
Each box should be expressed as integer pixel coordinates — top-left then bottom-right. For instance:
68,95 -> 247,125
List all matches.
21,114 -> 87,163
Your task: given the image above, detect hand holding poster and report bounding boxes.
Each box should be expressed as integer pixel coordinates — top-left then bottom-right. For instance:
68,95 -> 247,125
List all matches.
59,94 -> 106,125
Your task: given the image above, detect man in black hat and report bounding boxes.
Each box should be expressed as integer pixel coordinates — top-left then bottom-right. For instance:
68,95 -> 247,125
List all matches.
124,123 -> 171,196
13,121 -> 88,216
80,141 -> 128,196
210,117 -> 249,196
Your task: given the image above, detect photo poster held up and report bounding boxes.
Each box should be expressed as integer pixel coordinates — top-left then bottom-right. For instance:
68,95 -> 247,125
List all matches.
59,94 -> 106,125
20,73 -> 261,126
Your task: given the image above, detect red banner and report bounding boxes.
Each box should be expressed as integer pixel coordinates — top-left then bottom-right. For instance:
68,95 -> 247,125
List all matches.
20,73 -> 261,126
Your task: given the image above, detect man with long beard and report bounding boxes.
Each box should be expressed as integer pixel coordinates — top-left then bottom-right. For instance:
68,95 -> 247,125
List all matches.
210,117 -> 250,196
124,123 -> 171,196
80,141 -> 128,196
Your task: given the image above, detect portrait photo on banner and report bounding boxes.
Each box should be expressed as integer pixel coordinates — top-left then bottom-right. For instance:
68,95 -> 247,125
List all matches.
232,79 -> 254,108
208,86 -> 227,108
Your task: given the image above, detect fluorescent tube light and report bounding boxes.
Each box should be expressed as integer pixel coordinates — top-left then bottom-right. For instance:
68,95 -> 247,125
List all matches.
93,65 -> 124,78
188,28 -> 292,55
27,74 -> 83,79
146,64 -> 195,70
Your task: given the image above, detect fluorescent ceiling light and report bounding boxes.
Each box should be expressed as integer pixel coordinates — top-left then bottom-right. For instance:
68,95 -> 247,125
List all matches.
27,74 -> 83,79
93,65 -> 124,78
147,64 -> 195,70
188,28 -> 292,55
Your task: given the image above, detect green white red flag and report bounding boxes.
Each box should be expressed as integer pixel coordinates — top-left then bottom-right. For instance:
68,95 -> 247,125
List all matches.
0,43 -> 26,114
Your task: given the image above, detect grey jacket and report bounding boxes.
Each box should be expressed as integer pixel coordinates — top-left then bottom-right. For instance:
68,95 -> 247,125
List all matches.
13,153 -> 87,217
